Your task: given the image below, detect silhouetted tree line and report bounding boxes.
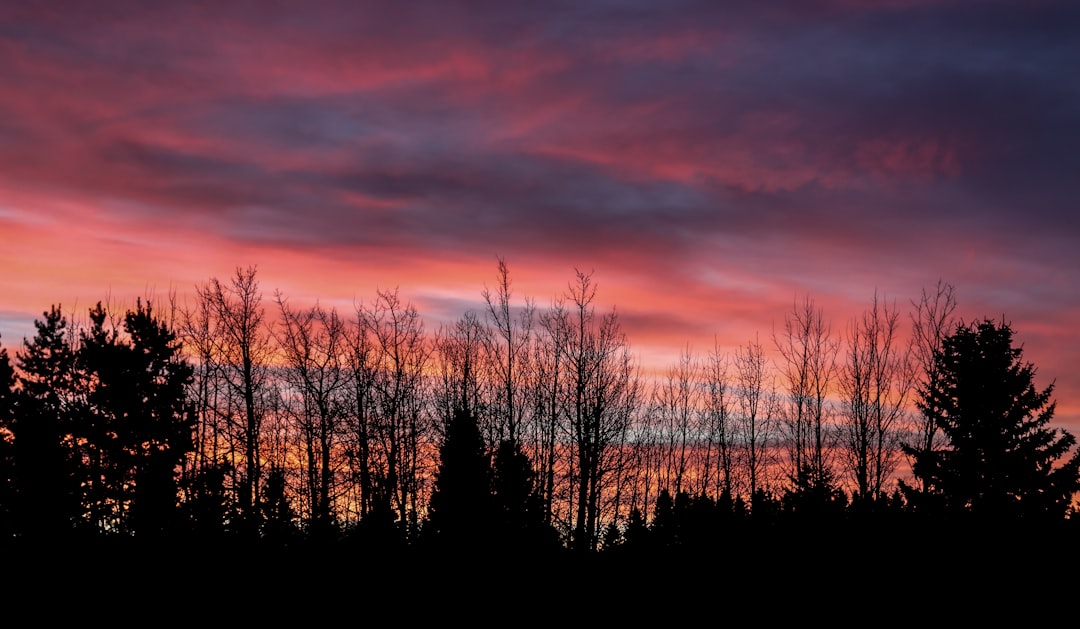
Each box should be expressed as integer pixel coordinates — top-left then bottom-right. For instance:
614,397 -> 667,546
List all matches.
2,266 -> 1078,559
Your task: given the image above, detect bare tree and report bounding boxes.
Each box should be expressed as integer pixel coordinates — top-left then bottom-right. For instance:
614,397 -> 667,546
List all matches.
432,311 -> 491,430
622,387 -> 658,525
533,297 -> 569,530
177,283 -> 224,481
772,294 -> 840,496
734,334 -> 776,510
364,288 -> 433,537
651,346 -> 700,498
274,293 -> 349,536
703,337 -> 737,504
838,291 -> 914,505
344,301 -> 379,522
560,270 -> 640,551
906,279 -> 957,491
482,257 -> 535,448
193,266 -> 274,533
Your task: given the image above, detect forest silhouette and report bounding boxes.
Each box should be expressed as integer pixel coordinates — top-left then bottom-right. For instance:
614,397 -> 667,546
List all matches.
2,263 -> 1079,594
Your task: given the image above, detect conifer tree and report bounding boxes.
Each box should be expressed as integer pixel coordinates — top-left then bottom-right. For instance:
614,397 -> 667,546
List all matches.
79,300 -> 195,537
491,439 -> 556,550
261,464 -> 298,543
905,319 -> 1080,521
425,407 -> 494,548
12,306 -> 83,538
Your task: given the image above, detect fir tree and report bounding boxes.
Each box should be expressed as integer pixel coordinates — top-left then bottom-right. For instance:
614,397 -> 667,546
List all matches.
904,319 -> 1080,522
425,407 -> 493,548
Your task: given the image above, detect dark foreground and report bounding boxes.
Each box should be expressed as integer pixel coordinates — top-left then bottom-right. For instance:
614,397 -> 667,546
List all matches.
2,521 -> 1077,623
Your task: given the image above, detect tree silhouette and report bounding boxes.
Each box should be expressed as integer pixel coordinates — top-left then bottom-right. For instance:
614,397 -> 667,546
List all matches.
425,407 -> 494,548
273,294 -> 348,541
194,266 -> 273,536
491,438 -> 557,550
79,300 -> 195,538
482,256 -> 535,448
734,335 -> 776,511
0,335 -> 16,536
362,287 -> 432,538
7,271 -> 1080,566
12,306 -> 83,538
560,270 -> 640,552
906,280 -> 958,492
261,463 -> 299,543
781,463 -> 847,520
773,294 -> 840,509
180,459 -> 233,539
838,291 -> 912,508
904,319 -> 1080,522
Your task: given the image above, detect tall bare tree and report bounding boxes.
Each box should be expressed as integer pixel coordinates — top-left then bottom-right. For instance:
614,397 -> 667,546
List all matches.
624,386 -> 660,525
193,266 -> 274,533
364,287 -> 433,537
734,334 -> 776,510
906,279 -> 957,491
559,270 -> 640,551
178,287 -> 254,536
703,337 -> 737,504
274,294 -> 349,536
482,257 -> 535,449
651,346 -> 700,498
839,291 -> 914,505
772,294 -> 840,496
344,301 -> 379,522
533,297 -> 569,530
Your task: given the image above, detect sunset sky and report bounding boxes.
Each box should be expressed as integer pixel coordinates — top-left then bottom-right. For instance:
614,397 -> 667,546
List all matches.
1,1 -> 1078,437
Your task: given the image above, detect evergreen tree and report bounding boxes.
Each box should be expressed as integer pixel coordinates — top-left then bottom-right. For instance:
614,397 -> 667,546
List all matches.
76,302 -> 124,531
261,464 -> 299,543
781,462 -> 847,519
600,520 -> 623,551
622,507 -> 649,549
651,489 -> 676,546
79,300 -> 195,537
180,460 -> 232,539
491,438 -> 556,549
904,319 -> 1080,522
425,407 -> 494,548
12,306 -> 83,538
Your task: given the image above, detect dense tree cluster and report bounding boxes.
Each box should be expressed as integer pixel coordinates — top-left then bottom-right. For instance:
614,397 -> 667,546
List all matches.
1,301 -> 193,539
1,266 -> 1078,556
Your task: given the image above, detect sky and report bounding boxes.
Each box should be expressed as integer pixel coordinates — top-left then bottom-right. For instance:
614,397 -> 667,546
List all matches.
1,1 -> 1078,437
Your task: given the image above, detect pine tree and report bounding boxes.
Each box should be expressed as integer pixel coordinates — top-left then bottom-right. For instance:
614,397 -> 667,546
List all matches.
79,300 -> 195,537
12,306 -> 83,538
905,319 -> 1080,522
122,300 -> 195,538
